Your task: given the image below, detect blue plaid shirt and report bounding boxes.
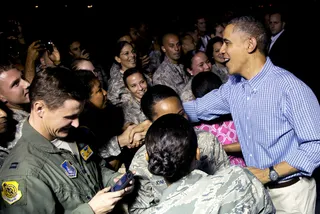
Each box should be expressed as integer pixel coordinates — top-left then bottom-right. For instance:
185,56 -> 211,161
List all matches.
184,58 -> 320,179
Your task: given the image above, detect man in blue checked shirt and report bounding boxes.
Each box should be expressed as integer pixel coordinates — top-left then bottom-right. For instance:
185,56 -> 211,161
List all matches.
183,15 -> 320,214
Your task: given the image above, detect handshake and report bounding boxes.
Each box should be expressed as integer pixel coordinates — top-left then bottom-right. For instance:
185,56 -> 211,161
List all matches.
118,120 -> 152,149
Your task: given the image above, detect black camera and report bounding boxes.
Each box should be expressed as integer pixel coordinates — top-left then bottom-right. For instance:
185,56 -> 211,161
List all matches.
38,40 -> 53,53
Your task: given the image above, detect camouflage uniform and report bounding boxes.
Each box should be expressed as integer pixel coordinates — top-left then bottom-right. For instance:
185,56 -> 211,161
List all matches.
108,63 -> 152,107
180,78 -> 195,102
152,57 -> 190,95
0,109 -> 29,168
128,128 -> 230,214
211,64 -> 230,84
144,50 -> 161,76
151,167 -> 275,214
123,98 -> 147,125
107,63 -> 132,106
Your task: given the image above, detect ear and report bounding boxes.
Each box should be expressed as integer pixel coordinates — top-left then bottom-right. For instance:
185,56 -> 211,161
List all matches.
115,56 -> 121,64
161,46 -> 166,53
145,152 -> 149,161
247,37 -> 257,54
0,94 -> 7,103
196,147 -> 200,161
33,100 -> 46,118
187,68 -> 193,76
282,22 -> 286,29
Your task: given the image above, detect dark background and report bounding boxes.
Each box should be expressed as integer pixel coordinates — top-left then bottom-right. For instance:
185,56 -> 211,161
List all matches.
1,0 -> 319,97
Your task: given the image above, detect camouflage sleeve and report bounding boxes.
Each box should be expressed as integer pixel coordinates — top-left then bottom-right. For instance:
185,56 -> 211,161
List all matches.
128,146 -> 158,214
218,168 -> 275,214
180,80 -> 195,102
180,89 -> 195,102
196,130 -> 230,175
123,104 -> 138,125
107,78 -> 122,106
107,78 -> 131,106
98,136 -> 121,158
243,169 -> 275,214
152,70 -> 178,94
145,50 -> 161,75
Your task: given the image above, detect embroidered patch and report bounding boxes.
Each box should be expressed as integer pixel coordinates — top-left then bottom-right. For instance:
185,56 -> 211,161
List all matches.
80,145 -> 93,161
1,181 -> 22,205
61,160 -> 77,178
9,162 -> 19,169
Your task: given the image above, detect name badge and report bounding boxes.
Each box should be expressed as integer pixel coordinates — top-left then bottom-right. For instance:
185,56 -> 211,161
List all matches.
61,160 -> 77,178
80,145 -> 93,161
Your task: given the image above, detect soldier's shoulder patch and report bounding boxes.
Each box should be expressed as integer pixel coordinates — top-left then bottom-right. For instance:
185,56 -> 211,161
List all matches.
1,181 -> 22,205
80,145 -> 93,161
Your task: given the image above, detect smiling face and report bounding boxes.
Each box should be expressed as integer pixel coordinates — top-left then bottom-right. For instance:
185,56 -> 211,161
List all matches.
126,72 -> 148,101
189,52 -> 212,76
38,99 -> 84,140
115,43 -> 137,71
212,41 -> 225,64
220,24 -> 249,76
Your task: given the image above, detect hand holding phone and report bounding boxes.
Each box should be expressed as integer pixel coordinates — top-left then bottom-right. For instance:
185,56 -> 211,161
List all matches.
110,170 -> 134,192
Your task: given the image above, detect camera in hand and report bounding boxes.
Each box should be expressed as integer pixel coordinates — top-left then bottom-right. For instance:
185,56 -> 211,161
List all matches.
38,40 -> 53,53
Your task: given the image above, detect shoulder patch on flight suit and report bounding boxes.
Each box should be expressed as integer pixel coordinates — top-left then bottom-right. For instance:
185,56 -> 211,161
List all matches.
1,181 -> 22,205
80,145 -> 93,161
61,160 -> 77,178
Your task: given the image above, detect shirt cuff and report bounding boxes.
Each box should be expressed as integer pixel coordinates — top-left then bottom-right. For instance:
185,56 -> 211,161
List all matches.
183,101 -> 200,123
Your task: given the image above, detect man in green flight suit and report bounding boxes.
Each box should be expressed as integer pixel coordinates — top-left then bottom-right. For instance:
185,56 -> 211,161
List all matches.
0,67 -> 133,213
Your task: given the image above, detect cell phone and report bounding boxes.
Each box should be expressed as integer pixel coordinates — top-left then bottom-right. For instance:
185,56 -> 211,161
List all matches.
110,170 -> 134,192
38,40 -> 53,53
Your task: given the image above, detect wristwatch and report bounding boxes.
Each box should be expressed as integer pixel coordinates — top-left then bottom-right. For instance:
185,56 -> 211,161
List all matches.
269,166 -> 279,182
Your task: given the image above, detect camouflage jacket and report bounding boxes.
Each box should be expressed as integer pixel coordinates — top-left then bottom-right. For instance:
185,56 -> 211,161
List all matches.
144,50 -> 161,75
0,109 -> 29,168
180,78 -> 195,102
123,98 -> 147,125
108,63 -> 152,107
128,128 -> 230,214
211,64 -> 230,84
107,63 -> 131,106
152,57 -> 190,95
151,168 -> 275,214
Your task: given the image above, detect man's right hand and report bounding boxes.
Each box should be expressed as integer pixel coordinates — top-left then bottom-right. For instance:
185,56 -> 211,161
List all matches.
88,187 -> 125,214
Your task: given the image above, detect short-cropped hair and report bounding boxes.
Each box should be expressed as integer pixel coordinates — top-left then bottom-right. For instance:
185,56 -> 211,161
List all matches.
141,85 -> 180,121
29,66 -> 89,110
